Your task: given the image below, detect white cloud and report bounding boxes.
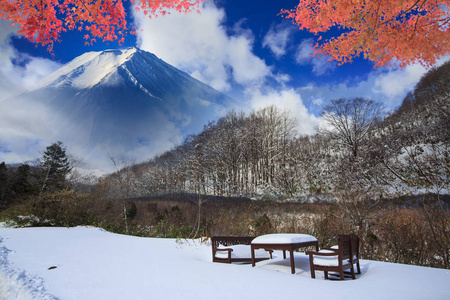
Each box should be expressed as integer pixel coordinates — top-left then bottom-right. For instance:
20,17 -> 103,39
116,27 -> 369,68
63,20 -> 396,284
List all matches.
372,56 -> 450,106
374,64 -> 428,100
296,58 -> 450,114
295,38 -> 336,76
262,23 -> 294,58
0,21 -> 61,100
0,21 -> 19,100
0,91 -> 186,173
133,2 -> 272,92
0,97 -> 62,164
247,87 -> 319,135
0,20 -> 17,42
0,21 -> 65,167
312,98 -> 323,106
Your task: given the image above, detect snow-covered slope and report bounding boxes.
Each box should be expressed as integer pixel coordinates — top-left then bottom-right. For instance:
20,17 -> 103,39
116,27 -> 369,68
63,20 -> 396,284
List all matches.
37,48 -> 139,89
1,226 -> 449,300
2,48 -> 236,172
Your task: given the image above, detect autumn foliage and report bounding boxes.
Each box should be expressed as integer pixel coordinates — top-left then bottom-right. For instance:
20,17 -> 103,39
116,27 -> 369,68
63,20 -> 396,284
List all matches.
0,0 -> 203,52
282,0 -> 450,67
1,1 -> 448,68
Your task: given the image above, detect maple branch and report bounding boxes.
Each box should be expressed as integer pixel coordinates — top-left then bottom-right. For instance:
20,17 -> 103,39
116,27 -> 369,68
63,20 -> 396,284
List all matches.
438,16 -> 450,28
379,0 -> 427,27
410,12 -> 423,42
371,0 -> 382,33
77,0 -> 95,22
39,0 -> 44,28
413,0 -> 429,34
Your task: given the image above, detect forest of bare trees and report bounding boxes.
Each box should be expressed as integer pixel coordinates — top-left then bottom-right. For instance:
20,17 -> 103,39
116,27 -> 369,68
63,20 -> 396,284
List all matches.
106,61 -> 449,207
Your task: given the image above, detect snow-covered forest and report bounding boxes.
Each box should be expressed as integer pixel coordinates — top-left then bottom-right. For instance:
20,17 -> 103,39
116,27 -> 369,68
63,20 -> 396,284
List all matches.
109,60 -> 449,202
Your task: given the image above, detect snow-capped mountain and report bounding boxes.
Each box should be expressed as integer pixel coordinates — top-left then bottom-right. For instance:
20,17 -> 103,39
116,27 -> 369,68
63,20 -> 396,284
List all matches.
2,47 -> 236,172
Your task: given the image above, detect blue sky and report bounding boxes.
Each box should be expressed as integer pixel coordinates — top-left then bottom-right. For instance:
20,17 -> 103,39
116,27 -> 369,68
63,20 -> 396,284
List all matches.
0,0 -> 446,171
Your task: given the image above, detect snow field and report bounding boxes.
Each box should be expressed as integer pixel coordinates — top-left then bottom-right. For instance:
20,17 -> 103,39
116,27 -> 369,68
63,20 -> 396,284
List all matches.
0,226 -> 449,300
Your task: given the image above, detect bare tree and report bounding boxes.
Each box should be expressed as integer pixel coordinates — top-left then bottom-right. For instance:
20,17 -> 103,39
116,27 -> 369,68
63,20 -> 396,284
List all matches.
272,110 -> 299,197
109,155 -> 137,234
184,129 -> 216,238
321,98 -> 384,157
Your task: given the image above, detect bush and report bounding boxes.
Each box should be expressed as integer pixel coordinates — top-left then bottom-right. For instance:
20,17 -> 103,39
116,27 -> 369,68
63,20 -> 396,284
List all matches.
2,189 -> 448,269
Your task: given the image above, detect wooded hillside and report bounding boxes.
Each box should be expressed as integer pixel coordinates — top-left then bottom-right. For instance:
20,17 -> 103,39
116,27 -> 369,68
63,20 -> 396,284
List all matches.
107,61 -> 449,205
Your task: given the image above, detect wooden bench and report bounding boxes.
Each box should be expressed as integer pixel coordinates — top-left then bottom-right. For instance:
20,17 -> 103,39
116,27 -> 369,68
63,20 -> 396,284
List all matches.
306,234 -> 360,280
211,236 -> 273,263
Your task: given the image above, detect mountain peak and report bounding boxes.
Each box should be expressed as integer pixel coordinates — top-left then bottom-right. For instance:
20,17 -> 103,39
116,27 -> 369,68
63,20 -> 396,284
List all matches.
8,47 -> 235,172
36,47 -> 145,90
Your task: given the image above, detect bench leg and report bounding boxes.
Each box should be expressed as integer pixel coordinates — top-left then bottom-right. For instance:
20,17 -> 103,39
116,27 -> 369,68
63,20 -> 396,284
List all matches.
350,265 -> 356,280
339,270 -> 345,280
309,254 -> 315,278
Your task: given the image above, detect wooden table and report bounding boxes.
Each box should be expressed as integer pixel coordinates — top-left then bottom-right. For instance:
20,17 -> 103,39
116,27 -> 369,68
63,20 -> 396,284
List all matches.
251,234 -> 319,274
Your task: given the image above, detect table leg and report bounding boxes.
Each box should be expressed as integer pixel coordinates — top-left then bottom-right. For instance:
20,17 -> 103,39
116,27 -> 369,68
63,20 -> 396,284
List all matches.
289,247 -> 295,274
283,250 -> 286,260
251,246 -> 256,267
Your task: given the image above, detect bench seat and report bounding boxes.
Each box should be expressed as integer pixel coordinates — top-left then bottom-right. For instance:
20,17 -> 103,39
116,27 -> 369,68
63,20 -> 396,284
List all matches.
212,236 -> 273,263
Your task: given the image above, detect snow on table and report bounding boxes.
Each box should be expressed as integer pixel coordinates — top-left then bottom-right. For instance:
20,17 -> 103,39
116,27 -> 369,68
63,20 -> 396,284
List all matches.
252,233 -> 317,244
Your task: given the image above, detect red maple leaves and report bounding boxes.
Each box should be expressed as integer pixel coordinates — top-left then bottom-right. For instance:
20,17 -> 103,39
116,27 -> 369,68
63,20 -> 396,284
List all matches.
0,0 -> 203,52
1,1 -> 448,67
282,0 -> 450,67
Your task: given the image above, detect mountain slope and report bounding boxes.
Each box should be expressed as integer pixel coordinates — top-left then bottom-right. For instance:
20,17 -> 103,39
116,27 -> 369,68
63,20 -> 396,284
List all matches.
0,48 -> 236,172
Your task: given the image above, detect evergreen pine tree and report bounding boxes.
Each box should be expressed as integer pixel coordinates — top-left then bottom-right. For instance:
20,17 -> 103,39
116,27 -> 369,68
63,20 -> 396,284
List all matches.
0,162 -> 9,209
11,164 -> 35,196
40,141 -> 72,194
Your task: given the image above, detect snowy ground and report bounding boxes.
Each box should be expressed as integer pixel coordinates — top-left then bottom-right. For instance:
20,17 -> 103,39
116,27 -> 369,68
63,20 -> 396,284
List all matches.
1,226 -> 449,300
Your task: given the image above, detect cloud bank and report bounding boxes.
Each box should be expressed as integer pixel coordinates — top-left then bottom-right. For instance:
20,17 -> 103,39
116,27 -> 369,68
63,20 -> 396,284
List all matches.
0,21 -> 61,100
134,2 -> 271,92
0,21 -> 64,167
247,87 -> 319,135
298,61 -> 439,116
133,2 -> 319,135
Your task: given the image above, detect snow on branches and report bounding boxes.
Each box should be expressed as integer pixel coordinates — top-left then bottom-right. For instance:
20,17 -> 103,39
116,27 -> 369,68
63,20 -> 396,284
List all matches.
282,0 -> 450,68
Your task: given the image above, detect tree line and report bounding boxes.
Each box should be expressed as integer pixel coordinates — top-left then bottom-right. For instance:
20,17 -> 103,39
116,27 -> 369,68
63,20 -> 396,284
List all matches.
111,61 -> 449,207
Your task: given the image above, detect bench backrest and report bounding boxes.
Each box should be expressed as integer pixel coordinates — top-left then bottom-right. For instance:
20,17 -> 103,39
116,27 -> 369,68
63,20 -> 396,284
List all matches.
336,234 -> 360,259
350,234 -> 360,259
337,235 -> 353,261
211,236 -> 254,248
